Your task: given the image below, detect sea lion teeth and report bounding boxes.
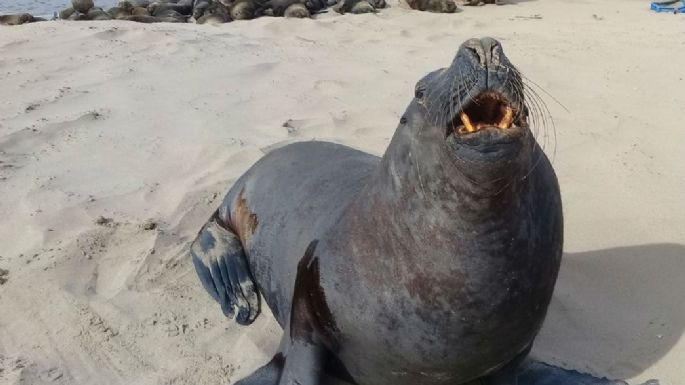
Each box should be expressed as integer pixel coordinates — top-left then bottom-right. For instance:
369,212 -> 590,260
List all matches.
498,107 -> 514,129
460,112 -> 476,133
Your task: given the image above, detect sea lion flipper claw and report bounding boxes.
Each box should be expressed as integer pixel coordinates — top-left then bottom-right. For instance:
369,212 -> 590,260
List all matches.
190,215 -> 260,325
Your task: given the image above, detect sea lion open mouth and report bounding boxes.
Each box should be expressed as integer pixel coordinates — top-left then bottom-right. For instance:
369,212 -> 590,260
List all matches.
451,92 -> 527,136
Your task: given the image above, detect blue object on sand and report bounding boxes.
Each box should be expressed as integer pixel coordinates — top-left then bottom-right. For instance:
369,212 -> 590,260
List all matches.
650,0 -> 685,13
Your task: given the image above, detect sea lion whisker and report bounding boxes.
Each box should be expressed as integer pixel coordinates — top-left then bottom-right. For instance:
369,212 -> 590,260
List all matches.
521,84 -> 551,157
461,68 -> 479,107
503,65 -> 528,124
518,82 -> 545,147
419,78 -> 440,125
504,65 -> 558,162
425,75 -> 451,125
449,73 -> 460,135
522,82 -> 557,163
519,73 -> 569,113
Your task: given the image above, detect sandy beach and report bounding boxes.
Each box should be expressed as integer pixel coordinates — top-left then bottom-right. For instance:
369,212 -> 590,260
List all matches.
1,0 -> 684,384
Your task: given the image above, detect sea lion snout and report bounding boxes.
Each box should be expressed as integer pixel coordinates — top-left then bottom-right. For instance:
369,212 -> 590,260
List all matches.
459,37 -> 503,68
418,38 -> 530,156
405,37 -> 541,173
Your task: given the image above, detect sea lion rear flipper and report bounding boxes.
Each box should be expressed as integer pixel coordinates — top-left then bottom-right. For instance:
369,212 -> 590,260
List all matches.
515,360 -> 639,385
240,240 -> 333,385
190,214 -> 260,325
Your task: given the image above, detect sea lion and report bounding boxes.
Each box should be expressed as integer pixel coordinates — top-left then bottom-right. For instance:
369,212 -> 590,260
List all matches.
87,8 -> 114,19
283,3 -> 309,17
107,6 -> 131,18
191,0 -> 213,18
462,0 -> 500,5
154,8 -> 188,19
261,0 -> 311,17
124,14 -> 184,21
228,0 -> 262,20
191,37 -> 565,385
196,12 -> 229,22
406,0 -> 457,12
148,0 -> 194,15
131,6 -> 151,15
120,0 -> 150,7
333,0 -> 385,14
72,0 -> 95,13
0,13 -> 43,25
194,0 -> 230,23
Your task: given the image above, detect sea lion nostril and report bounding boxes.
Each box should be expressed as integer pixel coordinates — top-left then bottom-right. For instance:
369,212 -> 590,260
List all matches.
480,37 -> 501,65
480,37 -> 500,52
464,46 -> 479,58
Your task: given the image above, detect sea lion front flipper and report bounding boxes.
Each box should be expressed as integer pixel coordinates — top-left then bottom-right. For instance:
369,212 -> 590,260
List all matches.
276,240 -> 334,385
278,341 -> 325,385
190,214 -> 260,325
235,353 -> 286,385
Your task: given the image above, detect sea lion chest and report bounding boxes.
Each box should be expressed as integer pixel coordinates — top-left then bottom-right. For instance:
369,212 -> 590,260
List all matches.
315,193 -> 555,385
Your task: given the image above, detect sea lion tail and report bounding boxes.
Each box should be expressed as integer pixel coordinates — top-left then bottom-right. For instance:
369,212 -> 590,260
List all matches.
190,214 -> 261,325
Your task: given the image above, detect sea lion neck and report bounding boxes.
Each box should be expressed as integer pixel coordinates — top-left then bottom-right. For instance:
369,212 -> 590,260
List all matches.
369,110 -> 532,207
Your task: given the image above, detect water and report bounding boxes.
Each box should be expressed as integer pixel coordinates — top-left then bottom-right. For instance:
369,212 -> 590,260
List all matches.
0,0 -> 119,17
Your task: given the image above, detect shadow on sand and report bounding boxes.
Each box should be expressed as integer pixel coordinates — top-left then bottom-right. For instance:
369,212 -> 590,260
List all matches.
534,243 -> 685,383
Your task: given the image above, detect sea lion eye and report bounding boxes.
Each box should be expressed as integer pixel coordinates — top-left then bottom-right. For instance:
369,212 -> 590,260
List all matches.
415,89 -> 424,99
400,116 -> 408,124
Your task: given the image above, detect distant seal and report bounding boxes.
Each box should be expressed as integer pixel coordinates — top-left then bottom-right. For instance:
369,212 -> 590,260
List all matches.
107,5 -> 131,19
194,0 -> 230,23
124,14 -> 184,21
150,8 -> 188,21
72,0 -> 95,13
191,37 -> 563,385
0,13 -> 42,25
462,0 -> 500,5
87,8 -> 113,19
334,0 -> 385,14
406,0 -> 457,12
120,0 -> 150,7
131,6 -> 151,15
262,0 -> 311,18
148,0 -> 193,15
227,0 -> 261,20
